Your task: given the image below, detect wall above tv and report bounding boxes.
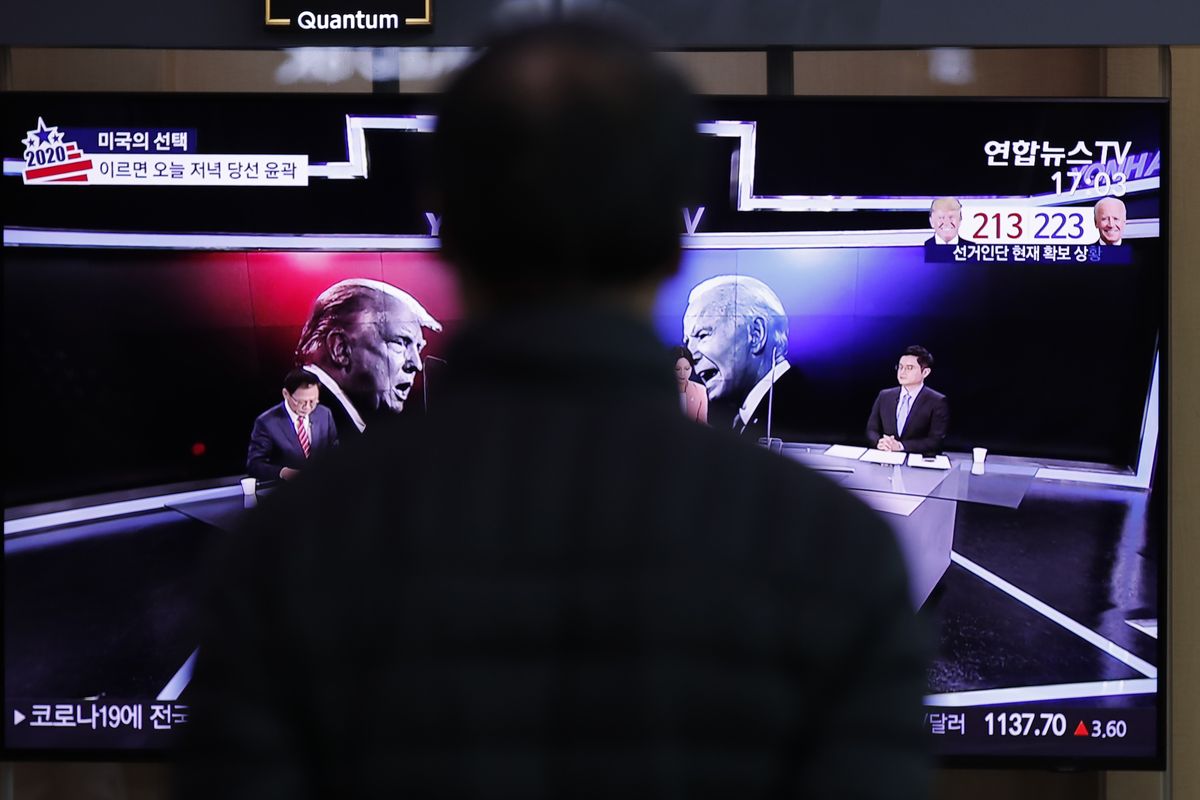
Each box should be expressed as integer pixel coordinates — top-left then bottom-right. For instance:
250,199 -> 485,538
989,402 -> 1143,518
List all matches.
2,0 -> 1198,49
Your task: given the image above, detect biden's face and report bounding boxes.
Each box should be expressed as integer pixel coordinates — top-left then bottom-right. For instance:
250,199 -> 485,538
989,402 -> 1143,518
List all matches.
1095,200 -> 1126,245
343,295 -> 427,415
683,292 -> 753,403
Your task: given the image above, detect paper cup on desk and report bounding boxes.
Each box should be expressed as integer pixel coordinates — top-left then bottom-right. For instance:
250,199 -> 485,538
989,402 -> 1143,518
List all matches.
972,447 -> 988,464
971,463 -> 985,476
240,477 -> 257,496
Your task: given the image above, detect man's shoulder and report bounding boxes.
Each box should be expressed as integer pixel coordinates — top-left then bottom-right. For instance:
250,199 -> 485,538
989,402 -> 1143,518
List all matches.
773,368 -> 800,390
748,367 -> 803,408
876,386 -> 901,400
311,404 -> 335,423
922,387 -> 947,403
253,403 -> 286,425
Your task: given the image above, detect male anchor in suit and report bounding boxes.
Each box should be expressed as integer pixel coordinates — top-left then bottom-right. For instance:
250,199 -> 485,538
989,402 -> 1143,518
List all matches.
246,369 -> 339,481
866,345 -> 950,454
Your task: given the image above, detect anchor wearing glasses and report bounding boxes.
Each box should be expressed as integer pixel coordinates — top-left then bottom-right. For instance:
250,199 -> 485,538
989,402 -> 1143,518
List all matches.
246,368 -> 339,482
866,345 -> 950,455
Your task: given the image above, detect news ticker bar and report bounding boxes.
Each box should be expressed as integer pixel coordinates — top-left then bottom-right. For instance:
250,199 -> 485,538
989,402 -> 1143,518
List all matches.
5,699 -> 1157,757
5,700 -> 189,749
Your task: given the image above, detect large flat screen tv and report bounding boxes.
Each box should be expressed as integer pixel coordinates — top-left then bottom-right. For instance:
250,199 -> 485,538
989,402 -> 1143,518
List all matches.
2,93 -> 1165,767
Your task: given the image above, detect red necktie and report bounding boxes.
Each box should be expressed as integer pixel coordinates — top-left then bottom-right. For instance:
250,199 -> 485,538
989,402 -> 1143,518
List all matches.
296,415 -> 310,458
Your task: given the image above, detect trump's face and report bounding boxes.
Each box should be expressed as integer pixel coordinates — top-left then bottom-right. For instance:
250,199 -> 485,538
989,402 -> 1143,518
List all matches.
929,202 -> 962,243
683,291 -> 751,403
1095,200 -> 1126,245
343,295 -> 427,415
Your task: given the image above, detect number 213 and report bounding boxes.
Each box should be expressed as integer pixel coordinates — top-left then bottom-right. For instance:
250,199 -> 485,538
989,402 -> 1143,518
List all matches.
972,212 -> 1023,239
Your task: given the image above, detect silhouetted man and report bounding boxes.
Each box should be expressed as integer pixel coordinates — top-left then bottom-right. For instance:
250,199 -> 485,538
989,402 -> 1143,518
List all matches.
185,19 -> 929,800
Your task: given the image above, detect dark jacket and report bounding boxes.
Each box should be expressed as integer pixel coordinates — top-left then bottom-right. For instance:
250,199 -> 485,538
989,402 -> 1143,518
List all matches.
245,401 -> 338,481
186,305 -> 930,800
866,386 -> 950,455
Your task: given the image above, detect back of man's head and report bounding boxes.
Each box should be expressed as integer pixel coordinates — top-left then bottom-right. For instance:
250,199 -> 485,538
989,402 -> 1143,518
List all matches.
433,19 -> 701,305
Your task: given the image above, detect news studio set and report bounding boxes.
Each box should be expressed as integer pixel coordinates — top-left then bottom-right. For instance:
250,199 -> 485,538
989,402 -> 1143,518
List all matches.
2,89 -> 1165,773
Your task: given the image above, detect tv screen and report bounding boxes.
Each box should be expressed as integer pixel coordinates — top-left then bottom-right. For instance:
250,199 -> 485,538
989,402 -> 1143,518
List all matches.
2,93 -> 1165,767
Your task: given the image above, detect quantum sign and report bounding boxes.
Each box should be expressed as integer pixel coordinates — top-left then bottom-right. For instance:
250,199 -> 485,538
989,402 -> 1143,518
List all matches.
264,0 -> 430,30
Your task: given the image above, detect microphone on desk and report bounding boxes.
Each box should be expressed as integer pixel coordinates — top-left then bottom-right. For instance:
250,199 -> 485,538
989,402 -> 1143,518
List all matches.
758,347 -> 783,453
